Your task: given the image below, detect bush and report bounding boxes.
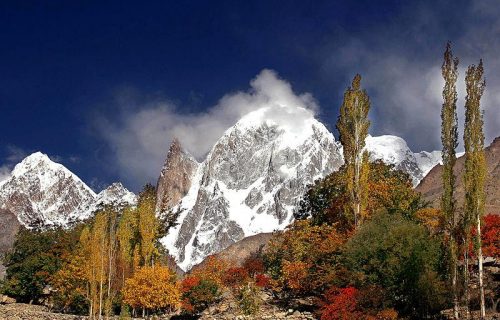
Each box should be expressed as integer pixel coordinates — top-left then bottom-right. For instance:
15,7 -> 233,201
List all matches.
2,226 -> 82,303
320,287 -> 361,320
296,161 -> 425,228
242,254 -> 265,277
264,220 -> 346,298
180,276 -> 220,314
342,211 -> 447,318
255,273 -> 270,288
122,265 -> 180,313
238,283 -> 261,315
223,267 -> 249,289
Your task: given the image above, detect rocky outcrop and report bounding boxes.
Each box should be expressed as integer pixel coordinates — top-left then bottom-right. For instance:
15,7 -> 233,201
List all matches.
0,209 -> 20,279
156,138 -> 199,213
416,136 -> 500,213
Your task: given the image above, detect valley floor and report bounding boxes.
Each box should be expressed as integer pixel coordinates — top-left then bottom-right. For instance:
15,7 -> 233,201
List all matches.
1,303 -> 500,320
0,303 -> 84,320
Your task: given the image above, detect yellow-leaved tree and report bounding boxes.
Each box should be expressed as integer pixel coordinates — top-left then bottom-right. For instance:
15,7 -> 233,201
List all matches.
122,265 -> 181,317
336,74 -> 371,228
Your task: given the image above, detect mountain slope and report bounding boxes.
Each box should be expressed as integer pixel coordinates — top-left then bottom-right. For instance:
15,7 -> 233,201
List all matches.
416,136 -> 500,214
0,153 -> 136,228
0,153 -> 97,227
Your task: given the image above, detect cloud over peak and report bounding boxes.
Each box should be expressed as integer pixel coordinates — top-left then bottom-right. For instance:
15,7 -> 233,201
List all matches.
97,69 -> 319,189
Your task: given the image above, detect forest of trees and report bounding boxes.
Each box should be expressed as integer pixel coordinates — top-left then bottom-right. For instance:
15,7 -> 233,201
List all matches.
0,43 -> 497,319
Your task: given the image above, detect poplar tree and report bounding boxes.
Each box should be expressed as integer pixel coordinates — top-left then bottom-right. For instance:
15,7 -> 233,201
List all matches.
137,184 -> 159,266
336,74 -> 371,227
440,42 -> 460,320
463,60 -> 486,319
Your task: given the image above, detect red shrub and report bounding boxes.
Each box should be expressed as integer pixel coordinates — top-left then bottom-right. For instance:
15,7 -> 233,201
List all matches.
255,273 -> 270,288
222,267 -> 249,288
482,214 -> 500,258
243,255 -> 265,277
320,287 -> 362,320
181,276 -> 201,293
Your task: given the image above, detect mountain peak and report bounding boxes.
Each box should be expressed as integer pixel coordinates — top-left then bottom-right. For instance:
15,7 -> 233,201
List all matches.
156,138 -> 200,213
0,152 -> 97,226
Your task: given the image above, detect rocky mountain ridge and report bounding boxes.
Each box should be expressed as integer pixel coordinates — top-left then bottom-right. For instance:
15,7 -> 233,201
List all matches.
0,152 -> 137,228
158,107 -> 442,270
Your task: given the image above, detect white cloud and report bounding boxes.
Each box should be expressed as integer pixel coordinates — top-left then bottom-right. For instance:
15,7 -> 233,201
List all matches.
319,2 -> 499,152
0,165 -> 11,183
97,69 -> 318,188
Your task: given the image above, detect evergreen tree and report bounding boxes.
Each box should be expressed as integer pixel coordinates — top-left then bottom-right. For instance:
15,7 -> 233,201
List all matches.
463,60 -> 486,319
440,42 -> 460,320
336,74 -> 371,227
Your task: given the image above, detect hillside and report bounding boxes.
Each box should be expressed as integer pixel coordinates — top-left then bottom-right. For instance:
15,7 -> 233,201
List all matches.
416,136 -> 500,214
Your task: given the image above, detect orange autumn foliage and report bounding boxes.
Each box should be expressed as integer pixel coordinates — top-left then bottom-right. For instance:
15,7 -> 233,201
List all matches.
415,207 -> 444,234
190,256 -> 227,286
242,254 -> 265,277
320,287 -> 361,320
122,265 -> 180,312
282,260 -> 311,292
471,214 -> 500,258
223,267 -> 249,289
264,220 -> 346,297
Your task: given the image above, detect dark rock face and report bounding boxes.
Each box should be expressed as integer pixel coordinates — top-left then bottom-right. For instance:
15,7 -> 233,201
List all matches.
156,138 -> 199,213
416,136 -> 500,214
0,209 -> 20,279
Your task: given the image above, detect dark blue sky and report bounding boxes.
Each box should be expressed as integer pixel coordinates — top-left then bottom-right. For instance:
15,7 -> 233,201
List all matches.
0,0 -> 498,191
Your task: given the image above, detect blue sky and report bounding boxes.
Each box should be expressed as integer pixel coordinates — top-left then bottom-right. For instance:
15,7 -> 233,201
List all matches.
0,0 -> 499,191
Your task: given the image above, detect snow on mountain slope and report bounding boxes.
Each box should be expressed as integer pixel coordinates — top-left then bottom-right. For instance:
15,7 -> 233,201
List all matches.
0,152 -> 136,227
414,151 -> 442,177
365,135 -> 441,186
160,105 -> 343,270
85,182 -> 137,215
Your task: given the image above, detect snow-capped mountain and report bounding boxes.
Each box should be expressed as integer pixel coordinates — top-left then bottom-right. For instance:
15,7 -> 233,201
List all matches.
365,135 -> 442,186
159,114 -> 442,270
160,105 -> 344,270
88,182 -> 137,214
0,152 -> 136,227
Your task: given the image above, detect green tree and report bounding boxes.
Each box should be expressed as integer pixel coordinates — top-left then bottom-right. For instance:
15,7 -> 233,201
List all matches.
1,226 -> 81,303
336,74 -> 371,227
342,211 -> 447,318
296,161 -> 424,228
463,59 -> 486,319
440,42 -> 460,320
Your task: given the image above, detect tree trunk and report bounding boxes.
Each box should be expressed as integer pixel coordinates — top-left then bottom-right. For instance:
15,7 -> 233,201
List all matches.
464,241 -> 470,320
477,215 -> 486,319
452,243 -> 459,320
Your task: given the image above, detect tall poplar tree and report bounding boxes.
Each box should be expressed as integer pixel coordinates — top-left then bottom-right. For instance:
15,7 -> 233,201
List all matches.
463,60 -> 486,319
440,42 -> 460,320
336,74 -> 371,227
137,184 -> 159,266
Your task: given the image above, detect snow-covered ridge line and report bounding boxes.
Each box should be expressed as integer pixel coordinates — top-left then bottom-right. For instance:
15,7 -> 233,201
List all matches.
0,152 -> 136,228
